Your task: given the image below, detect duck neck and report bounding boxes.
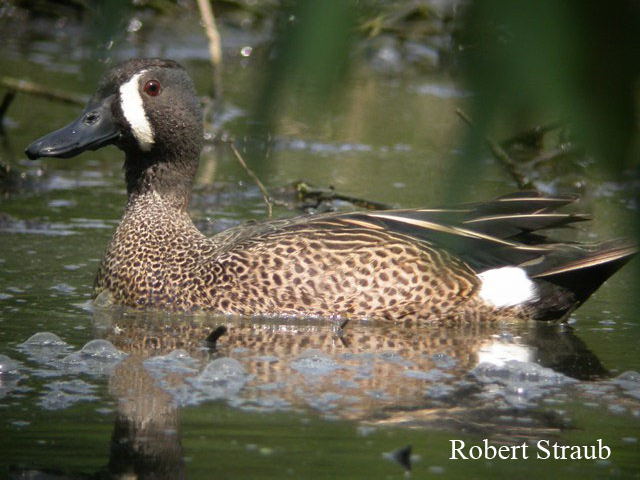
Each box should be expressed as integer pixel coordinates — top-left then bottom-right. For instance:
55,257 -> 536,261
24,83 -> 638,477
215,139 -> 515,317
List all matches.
124,151 -> 198,212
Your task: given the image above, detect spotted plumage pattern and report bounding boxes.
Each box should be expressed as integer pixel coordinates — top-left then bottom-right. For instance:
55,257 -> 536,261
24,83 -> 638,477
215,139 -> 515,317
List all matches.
94,190 -> 488,321
26,58 -> 636,323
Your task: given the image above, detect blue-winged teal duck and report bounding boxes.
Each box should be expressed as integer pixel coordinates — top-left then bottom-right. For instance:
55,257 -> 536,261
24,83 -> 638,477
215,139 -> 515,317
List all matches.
26,58 -> 636,322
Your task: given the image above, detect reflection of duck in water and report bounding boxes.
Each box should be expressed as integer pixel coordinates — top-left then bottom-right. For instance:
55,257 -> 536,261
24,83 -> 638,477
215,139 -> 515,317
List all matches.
108,355 -> 185,480
11,314 -> 615,479
94,310 -> 608,422
27,58 -> 635,322
71,310 -> 618,480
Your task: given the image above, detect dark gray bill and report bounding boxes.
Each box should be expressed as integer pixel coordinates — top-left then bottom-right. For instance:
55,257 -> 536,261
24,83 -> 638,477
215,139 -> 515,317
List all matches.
25,95 -> 119,160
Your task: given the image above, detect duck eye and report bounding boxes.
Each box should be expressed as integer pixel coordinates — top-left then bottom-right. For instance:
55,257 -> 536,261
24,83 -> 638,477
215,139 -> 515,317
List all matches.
143,80 -> 161,97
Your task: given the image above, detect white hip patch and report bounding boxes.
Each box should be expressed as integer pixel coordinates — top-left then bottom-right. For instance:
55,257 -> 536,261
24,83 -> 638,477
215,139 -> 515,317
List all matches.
119,71 -> 154,151
477,266 -> 537,308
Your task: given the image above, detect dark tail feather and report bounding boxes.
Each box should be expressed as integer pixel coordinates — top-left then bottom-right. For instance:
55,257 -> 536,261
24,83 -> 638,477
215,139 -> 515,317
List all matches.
532,241 -> 637,307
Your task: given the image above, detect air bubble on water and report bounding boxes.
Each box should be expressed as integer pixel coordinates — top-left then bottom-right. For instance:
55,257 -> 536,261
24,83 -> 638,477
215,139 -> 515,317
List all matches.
0,355 -> 20,374
174,357 -> 251,406
290,349 -> 342,377
144,349 -> 199,377
19,332 -> 68,347
59,339 -> 127,375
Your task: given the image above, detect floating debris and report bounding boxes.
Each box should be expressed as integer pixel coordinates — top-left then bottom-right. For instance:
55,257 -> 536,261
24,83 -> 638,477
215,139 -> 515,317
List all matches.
383,444 -> 413,472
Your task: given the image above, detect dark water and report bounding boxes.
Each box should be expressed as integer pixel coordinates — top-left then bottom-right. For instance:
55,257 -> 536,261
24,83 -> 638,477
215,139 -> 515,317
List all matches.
1,8 -> 639,479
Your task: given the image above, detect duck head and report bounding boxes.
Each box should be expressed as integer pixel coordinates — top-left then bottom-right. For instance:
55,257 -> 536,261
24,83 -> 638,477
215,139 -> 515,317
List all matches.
26,58 -> 204,201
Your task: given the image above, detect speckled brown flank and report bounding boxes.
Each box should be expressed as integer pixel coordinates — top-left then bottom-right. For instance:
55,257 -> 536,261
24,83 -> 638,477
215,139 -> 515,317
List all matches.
27,58 -> 631,323
94,190 -> 496,322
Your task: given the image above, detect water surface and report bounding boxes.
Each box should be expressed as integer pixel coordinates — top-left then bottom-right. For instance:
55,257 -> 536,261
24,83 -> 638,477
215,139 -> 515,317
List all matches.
1,8 -> 639,479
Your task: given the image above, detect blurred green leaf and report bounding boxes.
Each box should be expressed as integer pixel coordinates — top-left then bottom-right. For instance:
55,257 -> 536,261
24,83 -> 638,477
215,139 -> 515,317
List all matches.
252,0 -> 356,138
457,0 -> 639,187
